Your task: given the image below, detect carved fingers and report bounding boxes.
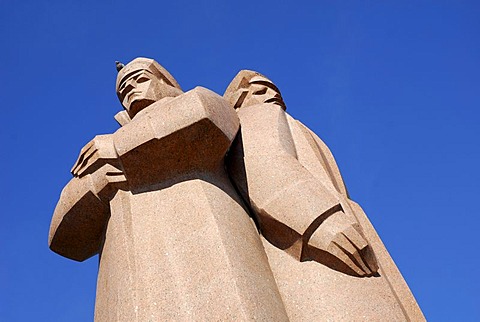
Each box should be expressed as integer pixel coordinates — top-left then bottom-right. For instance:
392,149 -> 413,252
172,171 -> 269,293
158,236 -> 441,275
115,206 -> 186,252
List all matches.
306,211 -> 378,277
71,140 -> 97,176
71,134 -> 120,177
90,164 -> 127,201
70,135 -> 126,201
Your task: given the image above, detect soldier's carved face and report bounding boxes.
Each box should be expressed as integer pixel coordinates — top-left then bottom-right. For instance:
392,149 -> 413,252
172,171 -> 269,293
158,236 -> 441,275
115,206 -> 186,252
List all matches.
117,70 -> 180,118
240,77 -> 285,110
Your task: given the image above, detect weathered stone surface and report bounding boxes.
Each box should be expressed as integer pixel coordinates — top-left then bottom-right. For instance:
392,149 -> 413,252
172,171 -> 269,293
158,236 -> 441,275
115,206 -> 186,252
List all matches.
50,58 -> 424,321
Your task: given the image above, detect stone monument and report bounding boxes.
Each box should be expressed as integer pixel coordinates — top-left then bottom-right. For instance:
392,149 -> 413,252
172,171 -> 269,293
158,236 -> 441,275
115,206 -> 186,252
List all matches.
49,57 -> 424,321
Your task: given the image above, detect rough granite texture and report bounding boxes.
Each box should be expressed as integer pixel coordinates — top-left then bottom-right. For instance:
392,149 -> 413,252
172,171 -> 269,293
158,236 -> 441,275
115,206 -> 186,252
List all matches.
49,58 -> 424,321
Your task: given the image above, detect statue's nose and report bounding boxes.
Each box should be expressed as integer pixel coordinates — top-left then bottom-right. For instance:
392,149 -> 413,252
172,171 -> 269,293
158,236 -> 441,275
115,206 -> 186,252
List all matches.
124,83 -> 135,93
125,77 -> 139,87
267,88 -> 280,98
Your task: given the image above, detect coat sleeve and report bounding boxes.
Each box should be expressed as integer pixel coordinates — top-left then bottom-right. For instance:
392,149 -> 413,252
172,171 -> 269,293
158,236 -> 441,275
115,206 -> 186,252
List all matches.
49,133 -> 127,261
48,173 -> 110,262
227,104 -> 343,260
294,120 -> 349,198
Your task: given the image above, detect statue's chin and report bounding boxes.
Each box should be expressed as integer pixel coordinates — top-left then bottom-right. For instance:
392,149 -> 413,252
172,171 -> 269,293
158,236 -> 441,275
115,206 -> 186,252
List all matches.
128,99 -> 155,118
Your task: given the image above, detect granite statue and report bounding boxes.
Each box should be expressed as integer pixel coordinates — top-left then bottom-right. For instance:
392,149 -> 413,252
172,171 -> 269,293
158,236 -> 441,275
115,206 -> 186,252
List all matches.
49,57 -> 424,321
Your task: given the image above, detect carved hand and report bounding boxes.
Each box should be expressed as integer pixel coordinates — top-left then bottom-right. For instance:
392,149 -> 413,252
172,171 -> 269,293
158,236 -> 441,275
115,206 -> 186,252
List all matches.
89,163 -> 127,201
71,134 -> 121,178
305,212 -> 379,277
70,134 -> 126,201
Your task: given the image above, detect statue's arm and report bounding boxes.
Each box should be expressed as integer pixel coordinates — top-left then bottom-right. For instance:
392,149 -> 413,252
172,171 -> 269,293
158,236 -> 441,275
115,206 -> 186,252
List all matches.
295,120 -> 349,197
228,105 -> 339,253
228,105 -> 377,276
49,135 -> 126,262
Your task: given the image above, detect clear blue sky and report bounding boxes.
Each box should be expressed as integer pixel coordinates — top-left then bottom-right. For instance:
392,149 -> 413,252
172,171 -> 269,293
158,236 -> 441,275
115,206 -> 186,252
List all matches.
1,1 -> 479,321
